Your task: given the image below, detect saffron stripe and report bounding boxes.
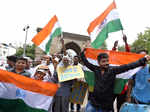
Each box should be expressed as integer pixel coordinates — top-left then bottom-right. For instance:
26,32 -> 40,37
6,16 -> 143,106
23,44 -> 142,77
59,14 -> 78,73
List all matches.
85,48 -> 144,65
87,1 -> 116,34
32,15 -> 58,46
0,69 -> 58,96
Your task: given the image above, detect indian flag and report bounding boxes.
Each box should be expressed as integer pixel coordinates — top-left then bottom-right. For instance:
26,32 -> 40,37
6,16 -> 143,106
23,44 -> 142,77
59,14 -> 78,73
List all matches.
0,69 -> 58,112
32,15 -> 62,54
83,48 -> 144,93
87,1 -> 123,49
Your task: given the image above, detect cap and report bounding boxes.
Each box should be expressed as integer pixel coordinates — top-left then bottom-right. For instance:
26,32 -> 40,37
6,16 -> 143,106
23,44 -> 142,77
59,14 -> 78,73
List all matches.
38,65 -> 49,70
36,69 -> 46,73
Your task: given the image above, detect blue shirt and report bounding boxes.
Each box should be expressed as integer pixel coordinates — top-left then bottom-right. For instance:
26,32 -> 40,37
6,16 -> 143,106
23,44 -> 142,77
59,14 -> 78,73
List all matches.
131,65 -> 150,103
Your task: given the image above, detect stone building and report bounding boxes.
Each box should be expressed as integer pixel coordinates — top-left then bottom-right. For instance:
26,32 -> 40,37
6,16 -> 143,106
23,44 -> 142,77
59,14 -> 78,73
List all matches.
0,43 -> 16,64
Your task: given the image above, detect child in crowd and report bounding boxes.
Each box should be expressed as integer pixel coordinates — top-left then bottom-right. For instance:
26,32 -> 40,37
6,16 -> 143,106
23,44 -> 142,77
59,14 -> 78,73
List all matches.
34,69 -> 47,80
10,57 -> 31,77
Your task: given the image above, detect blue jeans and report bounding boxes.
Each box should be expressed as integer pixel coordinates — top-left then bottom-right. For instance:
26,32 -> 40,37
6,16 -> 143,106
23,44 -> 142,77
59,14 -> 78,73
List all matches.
85,101 -> 113,112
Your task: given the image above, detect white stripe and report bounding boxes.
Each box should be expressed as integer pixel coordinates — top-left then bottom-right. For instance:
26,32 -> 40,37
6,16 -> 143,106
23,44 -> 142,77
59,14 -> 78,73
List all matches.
39,22 -> 61,52
116,67 -> 142,79
90,9 -> 120,42
0,82 -> 52,111
83,58 -> 142,79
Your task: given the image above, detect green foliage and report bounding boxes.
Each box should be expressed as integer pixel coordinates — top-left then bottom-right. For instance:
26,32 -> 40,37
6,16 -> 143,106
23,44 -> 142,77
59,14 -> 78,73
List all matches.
131,28 -> 150,54
118,45 -> 125,52
15,44 -> 36,59
15,47 -> 23,56
118,28 -> 150,54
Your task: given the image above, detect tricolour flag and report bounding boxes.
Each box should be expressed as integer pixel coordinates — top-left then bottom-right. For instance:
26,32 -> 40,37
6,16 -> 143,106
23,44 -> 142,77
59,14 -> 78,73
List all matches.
32,15 -> 62,54
0,69 -> 58,112
87,1 -> 123,49
83,48 -> 144,93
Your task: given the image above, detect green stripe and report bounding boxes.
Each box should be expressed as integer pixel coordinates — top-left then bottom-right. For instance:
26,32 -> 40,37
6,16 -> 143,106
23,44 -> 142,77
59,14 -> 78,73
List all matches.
45,27 -> 62,54
114,78 -> 128,94
91,19 -> 123,49
0,98 -> 47,112
84,71 -> 95,92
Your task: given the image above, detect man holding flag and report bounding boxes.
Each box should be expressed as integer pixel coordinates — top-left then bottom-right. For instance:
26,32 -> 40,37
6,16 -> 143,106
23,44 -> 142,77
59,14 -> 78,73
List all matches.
81,47 -> 150,112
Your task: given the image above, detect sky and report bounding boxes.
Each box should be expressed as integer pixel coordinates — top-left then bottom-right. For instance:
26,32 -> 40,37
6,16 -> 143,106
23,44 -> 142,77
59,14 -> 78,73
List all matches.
0,0 -> 150,50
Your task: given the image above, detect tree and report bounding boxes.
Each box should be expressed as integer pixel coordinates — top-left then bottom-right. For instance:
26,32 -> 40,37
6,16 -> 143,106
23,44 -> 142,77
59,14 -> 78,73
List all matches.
131,28 -> 150,53
16,47 -> 23,56
117,28 -> 150,53
15,44 -> 36,59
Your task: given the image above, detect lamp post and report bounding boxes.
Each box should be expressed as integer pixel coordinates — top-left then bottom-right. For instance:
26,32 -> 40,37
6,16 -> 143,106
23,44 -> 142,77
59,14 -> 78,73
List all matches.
23,25 -> 30,57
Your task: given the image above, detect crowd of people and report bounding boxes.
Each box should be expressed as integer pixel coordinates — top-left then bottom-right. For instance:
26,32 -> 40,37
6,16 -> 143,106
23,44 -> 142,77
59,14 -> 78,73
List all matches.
0,36 -> 150,112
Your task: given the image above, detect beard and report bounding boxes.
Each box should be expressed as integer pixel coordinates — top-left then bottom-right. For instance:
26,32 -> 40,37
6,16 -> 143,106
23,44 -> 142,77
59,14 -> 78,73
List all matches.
101,64 -> 109,69
63,62 -> 69,67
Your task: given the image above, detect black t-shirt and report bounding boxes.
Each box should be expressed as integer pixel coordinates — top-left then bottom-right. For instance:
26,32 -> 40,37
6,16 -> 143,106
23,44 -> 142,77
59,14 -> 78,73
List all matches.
81,51 -> 146,110
88,68 -> 116,110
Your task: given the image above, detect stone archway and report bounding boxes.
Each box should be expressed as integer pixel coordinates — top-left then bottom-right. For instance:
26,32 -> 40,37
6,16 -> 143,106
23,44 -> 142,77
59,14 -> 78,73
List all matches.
61,42 -> 81,55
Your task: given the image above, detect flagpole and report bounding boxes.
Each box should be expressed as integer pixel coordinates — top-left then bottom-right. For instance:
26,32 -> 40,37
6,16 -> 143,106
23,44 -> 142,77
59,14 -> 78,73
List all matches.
113,0 -> 116,4
60,32 -> 67,56
23,25 -> 30,57
121,30 -> 124,36
61,31 -> 63,39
